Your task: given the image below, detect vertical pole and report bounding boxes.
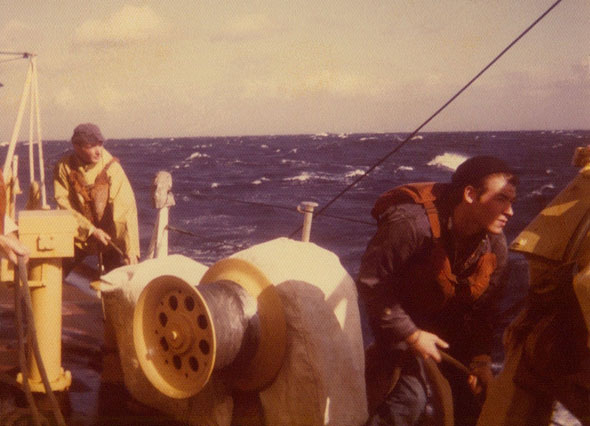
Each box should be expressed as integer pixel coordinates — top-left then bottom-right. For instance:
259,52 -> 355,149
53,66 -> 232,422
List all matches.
154,207 -> 169,258
27,259 -> 66,386
28,69 -> 35,183
32,58 -> 47,208
4,61 -> 32,177
297,201 -> 318,242
148,171 -> 174,258
9,156 -> 19,219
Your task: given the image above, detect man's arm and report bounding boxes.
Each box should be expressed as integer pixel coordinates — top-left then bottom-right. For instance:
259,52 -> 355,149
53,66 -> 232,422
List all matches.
53,159 -> 96,241
357,204 -> 448,361
0,232 -> 30,264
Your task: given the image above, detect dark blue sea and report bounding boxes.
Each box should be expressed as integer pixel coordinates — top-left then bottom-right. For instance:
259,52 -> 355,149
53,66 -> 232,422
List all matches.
6,130 -> 590,355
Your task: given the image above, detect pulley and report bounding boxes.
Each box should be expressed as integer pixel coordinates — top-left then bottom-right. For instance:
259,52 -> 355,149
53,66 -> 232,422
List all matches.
133,258 -> 286,399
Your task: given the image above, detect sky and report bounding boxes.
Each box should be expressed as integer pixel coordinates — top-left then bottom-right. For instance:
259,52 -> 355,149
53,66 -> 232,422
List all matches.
0,0 -> 588,139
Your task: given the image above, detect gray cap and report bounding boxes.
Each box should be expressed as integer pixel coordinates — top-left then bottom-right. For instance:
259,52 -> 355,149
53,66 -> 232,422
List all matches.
71,123 -> 105,145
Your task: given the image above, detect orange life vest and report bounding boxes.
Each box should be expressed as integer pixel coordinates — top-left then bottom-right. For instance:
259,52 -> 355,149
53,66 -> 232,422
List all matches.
68,157 -> 119,226
372,182 -> 497,306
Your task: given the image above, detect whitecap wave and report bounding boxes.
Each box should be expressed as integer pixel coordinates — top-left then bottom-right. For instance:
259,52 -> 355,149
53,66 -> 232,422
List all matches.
261,144 -> 269,149
360,136 -> 378,141
252,177 -> 270,185
285,172 -> 313,182
427,153 -> 468,172
396,165 -> 414,172
187,151 -> 210,160
530,183 -> 555,197
345,169 -> 367,178
211,182 -> 219,188
410,135 -> 423,141
280,158 -> 309,166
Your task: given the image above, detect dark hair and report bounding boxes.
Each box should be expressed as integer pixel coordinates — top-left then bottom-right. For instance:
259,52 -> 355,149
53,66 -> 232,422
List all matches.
446,155 -> 518,206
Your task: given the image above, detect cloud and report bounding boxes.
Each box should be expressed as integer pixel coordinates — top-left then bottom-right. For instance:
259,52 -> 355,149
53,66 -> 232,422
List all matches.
211,13 -> 281,42
54,87 -> 76,109
97,86 -> 128,112
0,20 -> 36,48
242,69 -> 383,100
74,5 -> 169,47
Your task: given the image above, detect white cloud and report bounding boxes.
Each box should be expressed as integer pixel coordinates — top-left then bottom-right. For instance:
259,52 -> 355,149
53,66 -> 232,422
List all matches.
97,86 -> 127,111
243,69 -> 382,99
74,5 -> 169,47
211,13 -> 281,42
54,87 -> 76,109
0,19 -> 35,47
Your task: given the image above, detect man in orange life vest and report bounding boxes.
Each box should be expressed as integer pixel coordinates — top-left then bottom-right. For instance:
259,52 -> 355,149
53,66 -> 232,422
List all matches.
357,156 -> 518,425
53,123 -> 140,274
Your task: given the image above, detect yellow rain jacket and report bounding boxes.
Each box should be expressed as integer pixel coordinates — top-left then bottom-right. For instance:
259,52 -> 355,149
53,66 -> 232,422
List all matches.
53,148 -> 140,260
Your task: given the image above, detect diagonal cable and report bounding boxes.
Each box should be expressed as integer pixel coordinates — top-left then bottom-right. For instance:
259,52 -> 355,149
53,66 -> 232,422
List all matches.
289,0 -> 563,238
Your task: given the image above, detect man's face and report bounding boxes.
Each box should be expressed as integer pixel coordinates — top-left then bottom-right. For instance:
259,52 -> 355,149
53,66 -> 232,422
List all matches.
470,174 -> 517,234
73,141 -> 102,164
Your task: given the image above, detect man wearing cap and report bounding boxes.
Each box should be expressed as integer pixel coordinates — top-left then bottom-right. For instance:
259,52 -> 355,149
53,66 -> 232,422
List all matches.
53,123 -> 140,273
358,156 -> 518,426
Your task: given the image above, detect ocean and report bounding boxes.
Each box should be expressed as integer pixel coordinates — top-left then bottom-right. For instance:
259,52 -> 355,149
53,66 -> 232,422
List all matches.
6,130 -> 590,344
3,130 -> 588,424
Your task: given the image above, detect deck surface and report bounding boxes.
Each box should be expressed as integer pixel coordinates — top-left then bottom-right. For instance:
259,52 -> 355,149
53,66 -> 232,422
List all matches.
0,281 -> 182,425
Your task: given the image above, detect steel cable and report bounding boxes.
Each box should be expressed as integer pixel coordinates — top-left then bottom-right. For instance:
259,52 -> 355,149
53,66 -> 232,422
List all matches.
288,0 -> 563,238
189,193 -> 375,226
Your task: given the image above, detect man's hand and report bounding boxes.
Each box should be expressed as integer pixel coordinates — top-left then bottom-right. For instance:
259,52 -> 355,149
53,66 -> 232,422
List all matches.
406,329 -> 449,362
0,234 -> 30,265
91,228 -> 111,246
468,354 -> 493,395
125,254 -> 139,265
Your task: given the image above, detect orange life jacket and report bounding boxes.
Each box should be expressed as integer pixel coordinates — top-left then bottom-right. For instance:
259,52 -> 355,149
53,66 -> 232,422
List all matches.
68,157 -> 119,226
372,182 -> 497,306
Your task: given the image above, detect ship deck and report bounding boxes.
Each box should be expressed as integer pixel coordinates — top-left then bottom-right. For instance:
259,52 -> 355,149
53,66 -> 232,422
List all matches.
0,280 -> 182,425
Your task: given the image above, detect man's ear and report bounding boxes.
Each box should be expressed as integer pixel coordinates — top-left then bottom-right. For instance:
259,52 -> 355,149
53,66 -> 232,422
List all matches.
464,185 -> 477,204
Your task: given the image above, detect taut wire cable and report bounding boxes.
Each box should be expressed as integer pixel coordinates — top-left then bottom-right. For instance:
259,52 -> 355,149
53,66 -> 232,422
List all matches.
288,0 -> 563,238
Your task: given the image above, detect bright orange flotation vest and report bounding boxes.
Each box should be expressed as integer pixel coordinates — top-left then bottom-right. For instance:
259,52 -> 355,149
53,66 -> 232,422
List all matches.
68,157 -> 119,226
372,182 -> 497,306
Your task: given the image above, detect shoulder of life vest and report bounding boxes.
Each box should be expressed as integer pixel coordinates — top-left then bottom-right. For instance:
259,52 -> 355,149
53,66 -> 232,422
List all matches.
371,182 -> 448,239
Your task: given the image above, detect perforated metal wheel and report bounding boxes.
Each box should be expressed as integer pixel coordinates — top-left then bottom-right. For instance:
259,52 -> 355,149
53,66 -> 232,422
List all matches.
133,275 -> 216,399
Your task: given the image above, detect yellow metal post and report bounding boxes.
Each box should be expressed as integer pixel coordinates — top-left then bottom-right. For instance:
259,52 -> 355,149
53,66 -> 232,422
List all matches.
15,210 -> 77,392
21,258 -> 71,391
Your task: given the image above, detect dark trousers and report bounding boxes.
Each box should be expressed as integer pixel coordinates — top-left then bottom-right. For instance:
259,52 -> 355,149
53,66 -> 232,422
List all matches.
367,355 -> 429,426
368,354 -> 482,426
